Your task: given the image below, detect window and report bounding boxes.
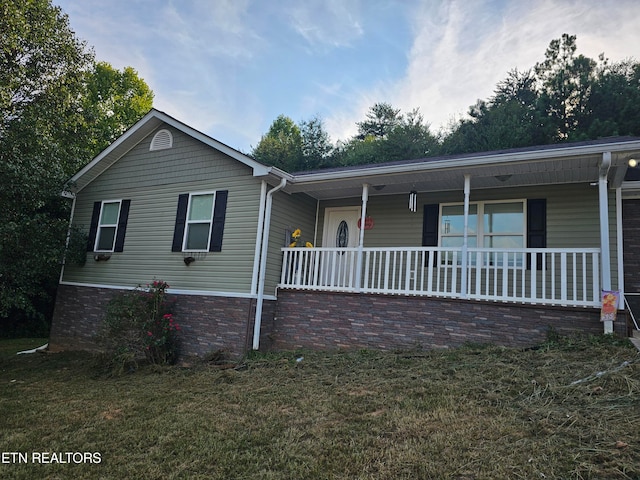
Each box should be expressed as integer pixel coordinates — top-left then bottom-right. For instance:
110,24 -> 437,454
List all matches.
184,193 -> 215,251
88,200 -> 131,253
440,204 -> 478,249
171,191 -> 228,253
440,200 -> 525,266
96,201 -> 121,251
336,220 -> 349,248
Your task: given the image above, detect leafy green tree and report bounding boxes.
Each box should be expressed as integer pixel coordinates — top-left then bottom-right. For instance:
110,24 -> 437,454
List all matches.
81,61 -> 154,156
251,115 -> 303,171
356,102 -> 402,139
384,108 -> 439,160
336,104 -> 437,166
535,34 -> 597,140
1,0 -> 92,333
0,0 -> 153,335
583,59 -> 640,138
333,135 -> 382,166
441,69 -> 552,154
300,116 -> 333,170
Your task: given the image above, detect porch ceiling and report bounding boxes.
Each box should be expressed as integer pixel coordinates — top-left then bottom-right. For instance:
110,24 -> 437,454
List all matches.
281,140 -> 640,200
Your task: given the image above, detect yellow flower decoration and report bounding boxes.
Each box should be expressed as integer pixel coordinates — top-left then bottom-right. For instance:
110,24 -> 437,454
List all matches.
288,228 -> 312,248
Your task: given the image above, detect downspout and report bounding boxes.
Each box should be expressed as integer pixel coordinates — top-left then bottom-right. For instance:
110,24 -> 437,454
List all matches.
355,183 -> 369,291
460,175 -> 471,298
59,192 -> 77,284
253,178 -> 287,350
250,181 -> 268,295
599,152 -> 613,334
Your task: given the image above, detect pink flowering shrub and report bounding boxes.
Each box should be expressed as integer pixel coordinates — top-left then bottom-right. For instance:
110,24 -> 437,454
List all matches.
100,280 -> 180,371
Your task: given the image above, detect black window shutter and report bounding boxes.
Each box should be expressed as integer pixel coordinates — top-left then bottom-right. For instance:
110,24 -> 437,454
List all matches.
87,202 -> 101,252
209,190 -> 228,252
171,194 -> 189,252
527,198 -> 546,270
422,204 -> 439,246
114,199 -> 131,252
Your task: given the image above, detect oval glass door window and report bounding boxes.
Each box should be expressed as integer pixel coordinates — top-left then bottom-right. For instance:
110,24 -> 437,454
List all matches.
336,220 -> 349,247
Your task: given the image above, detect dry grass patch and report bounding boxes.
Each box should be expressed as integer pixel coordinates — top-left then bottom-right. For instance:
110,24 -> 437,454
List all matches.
0,336 -> 638,479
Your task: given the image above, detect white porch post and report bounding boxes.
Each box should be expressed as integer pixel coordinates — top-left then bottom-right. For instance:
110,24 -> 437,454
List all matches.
460,174 -> 471,298
355,183 -> 369,290
616,187 -> 625,312
599,152 -> 613,334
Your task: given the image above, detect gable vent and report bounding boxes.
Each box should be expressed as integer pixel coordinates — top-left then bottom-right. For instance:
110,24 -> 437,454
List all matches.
150,129 -> 173,151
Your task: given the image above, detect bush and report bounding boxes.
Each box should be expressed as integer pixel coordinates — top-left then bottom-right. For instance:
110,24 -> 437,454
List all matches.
99,280 -> 180,372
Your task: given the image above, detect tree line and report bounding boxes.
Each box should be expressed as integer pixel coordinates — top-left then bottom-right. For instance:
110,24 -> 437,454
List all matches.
252,34 -> 640,171
1,0 -> 153,335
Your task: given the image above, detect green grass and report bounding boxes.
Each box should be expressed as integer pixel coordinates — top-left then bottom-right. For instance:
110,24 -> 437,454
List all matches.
0,336 -> 639,479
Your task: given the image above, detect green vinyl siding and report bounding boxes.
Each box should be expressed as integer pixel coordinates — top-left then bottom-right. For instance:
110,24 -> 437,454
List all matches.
264,191 -> 317,295
63,126 -> 263,294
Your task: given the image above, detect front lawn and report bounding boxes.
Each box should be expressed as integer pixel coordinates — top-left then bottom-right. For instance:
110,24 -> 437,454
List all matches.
0,336 -> 638,479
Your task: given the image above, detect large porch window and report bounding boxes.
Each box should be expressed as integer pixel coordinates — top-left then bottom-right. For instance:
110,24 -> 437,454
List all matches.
440,200 -> 525,266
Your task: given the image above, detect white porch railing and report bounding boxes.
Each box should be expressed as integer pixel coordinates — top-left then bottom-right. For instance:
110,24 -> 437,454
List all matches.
279,246 -> 601,307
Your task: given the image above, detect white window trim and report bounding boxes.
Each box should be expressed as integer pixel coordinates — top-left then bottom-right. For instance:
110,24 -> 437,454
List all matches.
94,199 -> 122,253
439,199 -> 527,267
182,191 -> 216,252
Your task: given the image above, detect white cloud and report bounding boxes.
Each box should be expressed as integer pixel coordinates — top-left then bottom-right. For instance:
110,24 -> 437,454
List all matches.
157,0 -> 261,59
288,0 -> 365,48
324,0 -> 640,140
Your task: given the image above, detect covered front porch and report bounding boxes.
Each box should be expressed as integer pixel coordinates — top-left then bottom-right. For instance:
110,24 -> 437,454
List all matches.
269,139 -> 640,338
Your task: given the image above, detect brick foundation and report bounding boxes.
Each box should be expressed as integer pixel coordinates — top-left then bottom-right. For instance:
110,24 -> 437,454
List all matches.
270,290 -> 625,352
49,284 -> 275,358
50,284 -> 626,358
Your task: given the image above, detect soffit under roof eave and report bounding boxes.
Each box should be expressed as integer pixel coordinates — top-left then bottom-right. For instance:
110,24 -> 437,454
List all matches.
281,151 -> 637,200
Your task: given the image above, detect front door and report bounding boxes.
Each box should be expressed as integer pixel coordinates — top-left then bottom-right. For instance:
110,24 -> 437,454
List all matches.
322,207 -> 361,287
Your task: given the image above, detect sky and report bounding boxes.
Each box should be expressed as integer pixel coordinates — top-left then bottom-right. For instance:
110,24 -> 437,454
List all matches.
54,0 -> 640,154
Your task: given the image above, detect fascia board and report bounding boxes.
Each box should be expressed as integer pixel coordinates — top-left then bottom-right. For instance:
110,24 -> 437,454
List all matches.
288,140 -> 640,185
264,166 -> 293,181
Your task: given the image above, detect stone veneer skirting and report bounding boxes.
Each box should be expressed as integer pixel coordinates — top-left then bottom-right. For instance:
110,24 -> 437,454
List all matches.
50,285 -> 627,359
49,284 -> 275,358
268,290 -> 627,352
